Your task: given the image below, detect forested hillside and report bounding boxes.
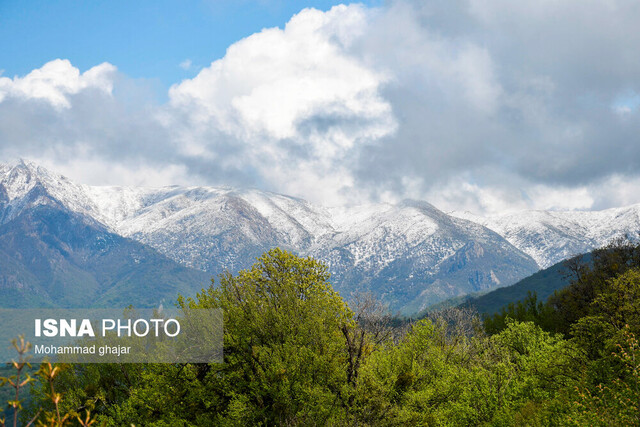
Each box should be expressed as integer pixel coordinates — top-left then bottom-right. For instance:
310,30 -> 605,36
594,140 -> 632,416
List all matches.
2,246 -> 639,425
455,252 -> 592,316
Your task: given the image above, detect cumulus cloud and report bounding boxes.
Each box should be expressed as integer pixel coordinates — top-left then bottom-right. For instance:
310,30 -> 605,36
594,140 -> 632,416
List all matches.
352,0 -> 640,212
0,59 -> 179,187
0,59 -> 115,108
166,4 -> 395,202
1,1 -> 640,213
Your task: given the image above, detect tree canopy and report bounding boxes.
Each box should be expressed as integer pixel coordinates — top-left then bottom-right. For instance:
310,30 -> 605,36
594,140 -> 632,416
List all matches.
2,246 -> 639,425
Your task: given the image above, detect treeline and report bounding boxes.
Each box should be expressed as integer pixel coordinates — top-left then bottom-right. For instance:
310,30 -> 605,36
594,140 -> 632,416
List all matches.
3,246 -> 640,425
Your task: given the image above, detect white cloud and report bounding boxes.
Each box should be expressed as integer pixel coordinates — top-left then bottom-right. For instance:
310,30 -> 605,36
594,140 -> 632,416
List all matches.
589,175 -> 640,210
0,59 -> 116,108
423,178 -> 529,216
423,177 -> 596,216
358,1 -> 503,114
169,5 -> 392,140
32,154 -> 190,188
179,59 -> 192,70
2,2 -> 640,214
167,4 -> 396,204
526,185 -> 594,212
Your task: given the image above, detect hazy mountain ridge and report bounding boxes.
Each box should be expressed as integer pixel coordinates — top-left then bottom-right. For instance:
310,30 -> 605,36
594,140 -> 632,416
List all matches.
4,159 -> 637,312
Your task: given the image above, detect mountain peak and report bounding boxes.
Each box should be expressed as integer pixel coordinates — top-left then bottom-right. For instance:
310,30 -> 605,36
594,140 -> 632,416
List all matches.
399,198 -> 440,212
0,159 -> 98,226
1,157 -> 41,172
0,158 -> 49,201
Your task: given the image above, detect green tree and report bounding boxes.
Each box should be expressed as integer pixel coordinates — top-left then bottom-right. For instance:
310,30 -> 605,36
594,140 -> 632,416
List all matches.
567,267 -> 640,392
179,248 -> 354,425
484,291 -> 556,334
354,318 -> 468,425
28,249 -> 357,426
570,326 -> 640,426
548,237 -> 640,335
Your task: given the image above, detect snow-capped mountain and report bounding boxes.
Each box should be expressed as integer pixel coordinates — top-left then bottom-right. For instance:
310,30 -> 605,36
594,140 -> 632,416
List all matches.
6,159 -> 639,312
454,207 -> 640,268
0,160 -> 211,308
0,160 -> 542,312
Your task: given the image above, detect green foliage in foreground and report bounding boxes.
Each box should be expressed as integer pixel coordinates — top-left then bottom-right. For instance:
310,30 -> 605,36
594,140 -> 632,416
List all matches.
3,247 -> 640,425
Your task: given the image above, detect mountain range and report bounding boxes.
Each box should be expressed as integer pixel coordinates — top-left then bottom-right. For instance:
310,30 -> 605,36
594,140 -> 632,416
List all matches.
1,159 -> 638,313
453,209 -> 640,269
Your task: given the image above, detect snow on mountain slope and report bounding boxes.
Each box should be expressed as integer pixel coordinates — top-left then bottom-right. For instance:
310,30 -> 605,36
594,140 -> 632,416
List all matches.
0,160 -> 568,312
6,158 -> 634,273
454,206 -> 640,268
0,159 -> 101,224
312,200 -> 538,313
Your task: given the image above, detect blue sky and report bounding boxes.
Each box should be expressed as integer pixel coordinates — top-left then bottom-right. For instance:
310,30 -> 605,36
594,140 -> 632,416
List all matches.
1,0 -> 639,213
0,0 -> 378,89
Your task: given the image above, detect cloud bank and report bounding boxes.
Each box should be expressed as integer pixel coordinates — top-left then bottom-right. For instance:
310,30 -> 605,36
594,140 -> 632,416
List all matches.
1,1 -> 640,214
